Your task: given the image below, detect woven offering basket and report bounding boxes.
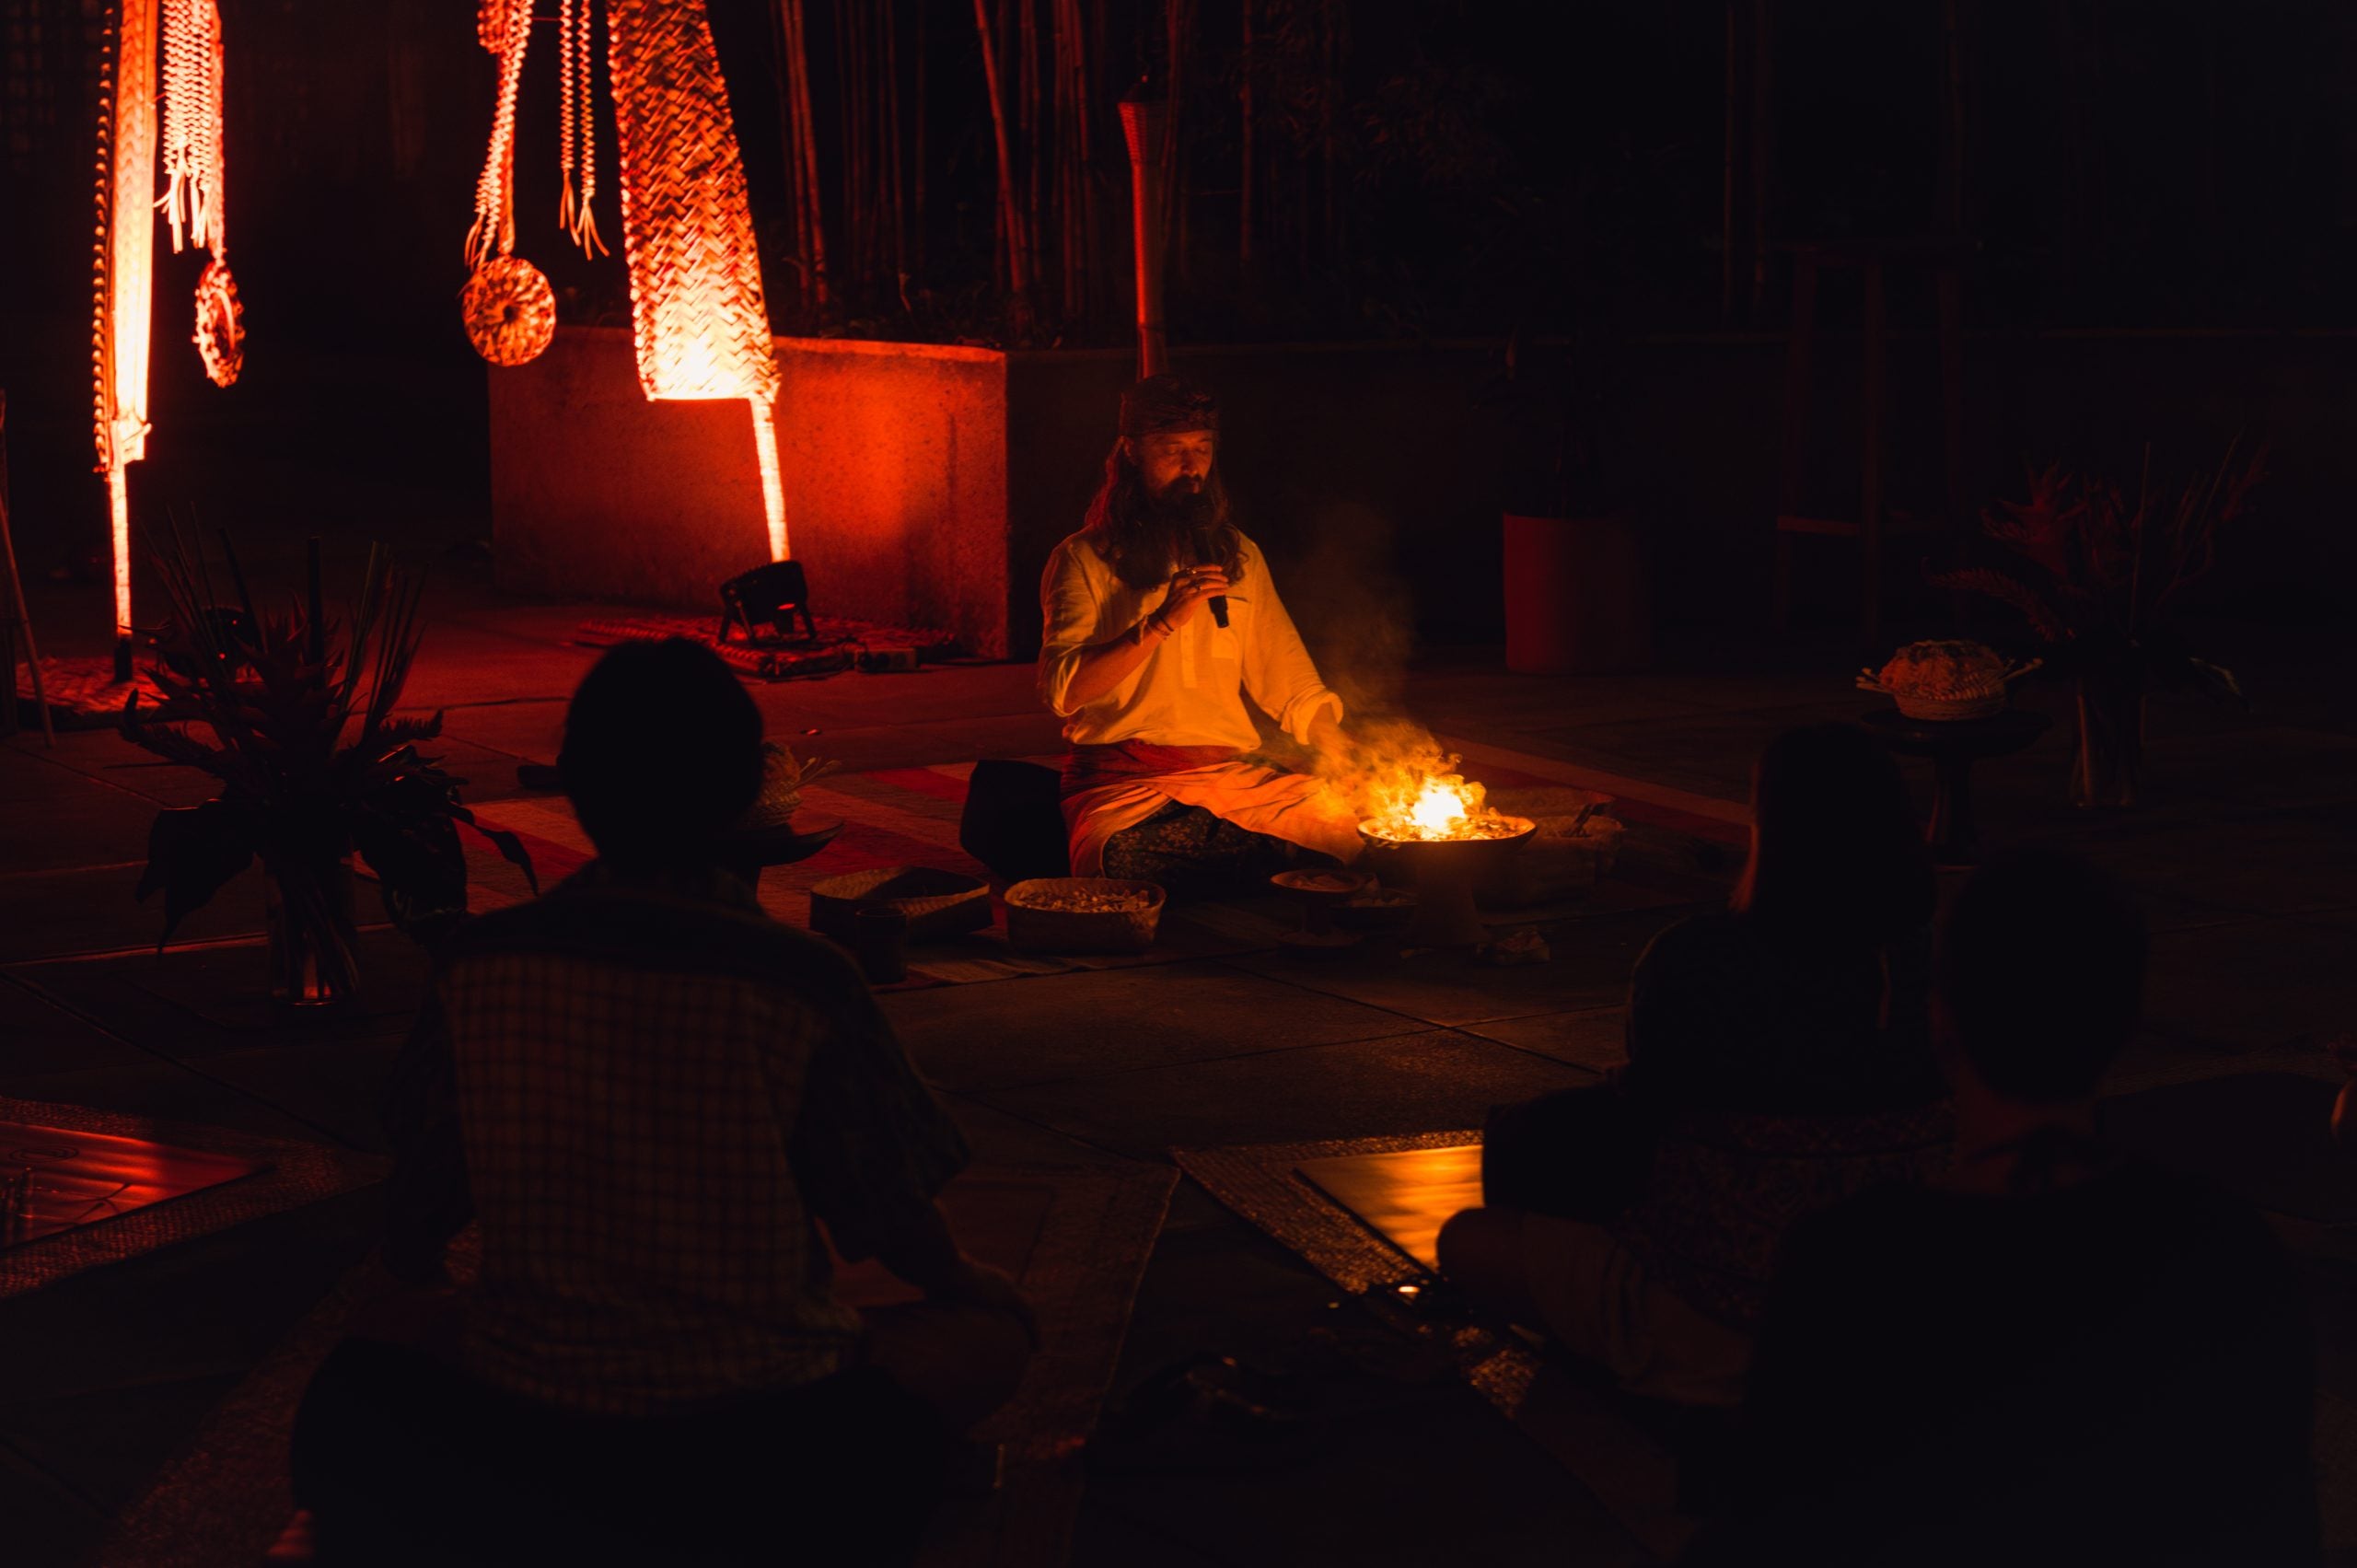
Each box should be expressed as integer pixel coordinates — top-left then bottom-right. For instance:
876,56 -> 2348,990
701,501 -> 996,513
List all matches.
1856,656 -> 2040,722
1004,877 -> 1166,954
810,866 -> 991,943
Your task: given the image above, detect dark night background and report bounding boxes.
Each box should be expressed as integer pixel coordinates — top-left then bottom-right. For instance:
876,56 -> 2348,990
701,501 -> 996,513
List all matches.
6,0 -> 2357,631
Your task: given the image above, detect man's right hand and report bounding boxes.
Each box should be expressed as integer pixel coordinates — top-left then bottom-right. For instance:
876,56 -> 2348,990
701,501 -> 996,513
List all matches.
1158,565 -> 1232,631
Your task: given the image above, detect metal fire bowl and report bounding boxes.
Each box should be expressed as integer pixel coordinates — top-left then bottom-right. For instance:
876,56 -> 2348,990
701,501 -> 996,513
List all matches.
1357,816 -> 1537,947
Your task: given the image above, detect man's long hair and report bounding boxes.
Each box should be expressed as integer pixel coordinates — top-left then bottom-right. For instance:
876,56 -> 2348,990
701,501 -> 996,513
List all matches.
1081,440 -> 1248,593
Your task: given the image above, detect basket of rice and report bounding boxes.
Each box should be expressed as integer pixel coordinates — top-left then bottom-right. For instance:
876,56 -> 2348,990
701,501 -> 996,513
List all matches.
810,866 -> 991,943
1003,877 -> 1166,954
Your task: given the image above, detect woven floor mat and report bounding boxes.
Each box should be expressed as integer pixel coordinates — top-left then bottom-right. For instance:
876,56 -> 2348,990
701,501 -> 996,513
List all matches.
469,776 -> 1291,988
99,1160 -> 1176,1568
0,1097 -> 386,1301
1174,1132 -> 1696,1562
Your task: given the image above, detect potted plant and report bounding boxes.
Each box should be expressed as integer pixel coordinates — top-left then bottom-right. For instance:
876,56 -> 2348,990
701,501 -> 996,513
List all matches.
1929,444 -> 2264,808
122,529 -> 535,1005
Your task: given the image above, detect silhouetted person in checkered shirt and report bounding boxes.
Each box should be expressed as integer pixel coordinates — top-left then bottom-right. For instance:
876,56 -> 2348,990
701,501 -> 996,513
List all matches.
295,639 -> 1031,1566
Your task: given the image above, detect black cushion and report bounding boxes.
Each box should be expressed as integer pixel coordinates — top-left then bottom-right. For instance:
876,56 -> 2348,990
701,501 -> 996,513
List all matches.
958,760 -> 1071,883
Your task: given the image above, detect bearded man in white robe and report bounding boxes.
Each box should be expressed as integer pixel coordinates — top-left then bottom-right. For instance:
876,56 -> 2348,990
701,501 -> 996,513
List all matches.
1036,376 -> 1362,891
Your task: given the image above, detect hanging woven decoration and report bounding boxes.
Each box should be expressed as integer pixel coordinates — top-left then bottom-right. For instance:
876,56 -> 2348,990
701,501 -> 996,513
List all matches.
193,258 -> 243,384
556,0 -> 607,258
461,255 -> 558,366
462,0 -> 791,560
605,0 -> 788,557
462,0 -> 552,366
162,0 -> 240,387
463,0 -> 611,366
604,0 -> 778,406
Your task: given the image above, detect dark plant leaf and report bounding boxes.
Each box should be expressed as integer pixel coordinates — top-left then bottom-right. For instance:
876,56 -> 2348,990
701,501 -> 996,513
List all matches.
450,805 -> 540,894
351,809 -> 468,913
376,713 -> 446,747
136,801 -> 257,947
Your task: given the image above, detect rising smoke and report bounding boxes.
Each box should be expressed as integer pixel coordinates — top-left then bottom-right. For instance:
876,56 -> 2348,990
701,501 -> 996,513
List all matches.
1275,498 -> 1483,820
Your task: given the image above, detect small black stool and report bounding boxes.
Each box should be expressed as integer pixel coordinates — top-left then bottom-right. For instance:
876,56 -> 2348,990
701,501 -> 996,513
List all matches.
1860,707 -> 2050,866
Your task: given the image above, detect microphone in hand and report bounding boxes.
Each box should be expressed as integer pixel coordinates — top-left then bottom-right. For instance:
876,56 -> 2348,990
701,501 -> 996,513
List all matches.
1209,595 -> 1228,628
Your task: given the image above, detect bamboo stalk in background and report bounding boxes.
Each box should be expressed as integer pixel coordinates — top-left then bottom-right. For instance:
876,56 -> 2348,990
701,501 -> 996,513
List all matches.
1319,0 -> 1339,268
973,0 -> 1034,331
883,0 -> 908,296
1160,0 -> 1190,289
1749,0 -> 1770,309
777,0 -> 815,311
841,0 -> 859,279
1019,0 -> 1042,311
1721,0 -> 1736,322
1054,0 -> 1090,323
1239,0 -> 1253,272
767,0 -> 810,313
834,0 -> 861,283
911,0 -> 925,277
784,0 -> 829,313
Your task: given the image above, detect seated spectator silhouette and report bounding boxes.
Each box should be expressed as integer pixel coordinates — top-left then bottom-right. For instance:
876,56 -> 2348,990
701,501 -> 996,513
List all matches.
296,639 -> 1032,1566
1440,724 -> 1947,1406
1688,849 -> 2316,1565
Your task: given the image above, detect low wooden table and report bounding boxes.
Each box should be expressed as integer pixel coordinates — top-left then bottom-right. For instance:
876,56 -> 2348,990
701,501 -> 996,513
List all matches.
1860,707 -> 2051,866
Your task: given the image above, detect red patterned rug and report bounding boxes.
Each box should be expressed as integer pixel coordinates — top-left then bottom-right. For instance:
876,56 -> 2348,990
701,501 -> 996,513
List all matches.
575,612 -> 962,680
11,656 -> 179,729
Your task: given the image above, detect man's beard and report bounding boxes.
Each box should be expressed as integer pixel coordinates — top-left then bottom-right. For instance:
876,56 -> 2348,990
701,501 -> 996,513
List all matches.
1141,478 -> 1218,568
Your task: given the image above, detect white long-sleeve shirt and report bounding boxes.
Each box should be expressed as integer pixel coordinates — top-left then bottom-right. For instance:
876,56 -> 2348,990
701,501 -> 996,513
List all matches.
1037,528 -> 1344,750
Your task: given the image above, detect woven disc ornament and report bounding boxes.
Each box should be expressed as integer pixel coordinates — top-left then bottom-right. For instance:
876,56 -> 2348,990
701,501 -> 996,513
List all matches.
460,256 -> 556,366
192,259 -> 243,387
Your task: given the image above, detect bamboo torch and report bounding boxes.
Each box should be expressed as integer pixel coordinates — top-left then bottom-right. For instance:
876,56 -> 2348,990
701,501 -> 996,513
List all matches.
1118,90 -> 1167,377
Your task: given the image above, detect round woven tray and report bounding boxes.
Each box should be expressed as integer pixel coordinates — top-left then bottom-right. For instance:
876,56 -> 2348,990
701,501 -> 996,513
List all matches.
1003,877 -> 1166,954
809,865 -> 990,943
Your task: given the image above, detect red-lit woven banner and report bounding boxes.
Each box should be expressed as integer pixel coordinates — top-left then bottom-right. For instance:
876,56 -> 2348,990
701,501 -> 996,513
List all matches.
603,0 -> 779,405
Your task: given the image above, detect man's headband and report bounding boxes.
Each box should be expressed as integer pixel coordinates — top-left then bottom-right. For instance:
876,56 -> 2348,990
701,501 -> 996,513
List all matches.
1120,375 -> 1219,437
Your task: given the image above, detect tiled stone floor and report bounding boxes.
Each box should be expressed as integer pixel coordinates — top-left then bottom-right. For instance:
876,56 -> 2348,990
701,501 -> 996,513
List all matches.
5,563 -> 2353,1564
